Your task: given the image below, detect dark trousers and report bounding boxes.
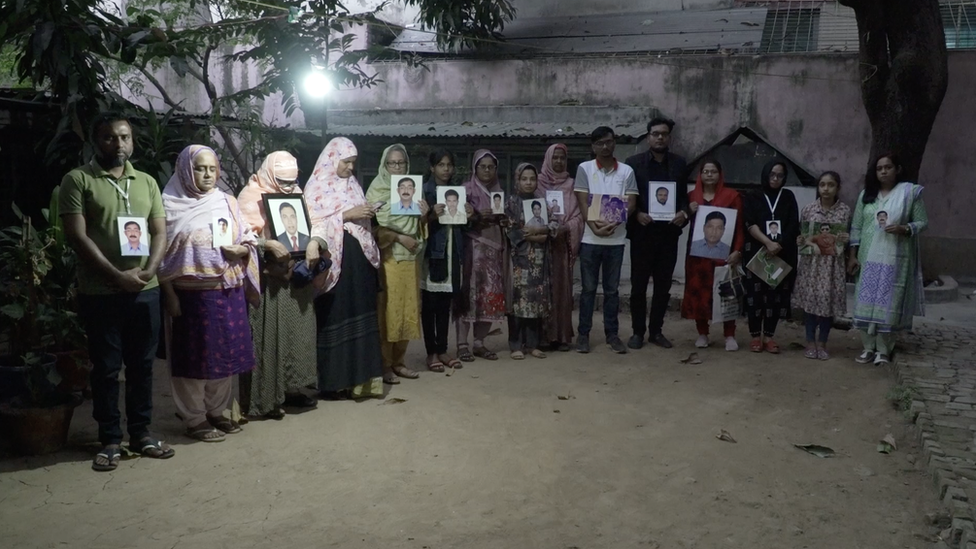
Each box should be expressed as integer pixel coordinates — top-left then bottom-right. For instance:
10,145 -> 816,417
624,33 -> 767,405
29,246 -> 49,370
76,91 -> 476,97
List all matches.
422,290 -> 453,355
507,315 -> 541,351
748,314 -> 780,338
578,243 -> 625,338
78,288 -> 161,446
805,314 -> 833,343
629,234 -> 679,337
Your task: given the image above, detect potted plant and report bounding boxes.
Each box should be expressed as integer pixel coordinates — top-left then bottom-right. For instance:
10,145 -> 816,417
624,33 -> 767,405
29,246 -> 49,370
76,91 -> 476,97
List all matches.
0,201 -> 83,455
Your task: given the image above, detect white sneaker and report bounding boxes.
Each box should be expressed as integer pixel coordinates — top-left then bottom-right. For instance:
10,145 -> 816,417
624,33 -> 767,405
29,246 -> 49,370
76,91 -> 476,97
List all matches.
874,353 -> 890,366
725,337 -> 739,351
855,350 -> 875,364
695,335 -> 709,348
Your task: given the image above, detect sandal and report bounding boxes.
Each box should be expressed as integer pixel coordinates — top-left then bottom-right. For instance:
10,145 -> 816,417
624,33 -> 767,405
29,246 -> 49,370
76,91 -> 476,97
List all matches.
184,427 -> 225,443
131,437 -> 177,457
382,370 -> 400,385
804,348 -> 818,359
446,358 -> 462,369
511,350 -> 525,360
473,346 -> 498,361
208,415 -> 242,434
392,365 -> 420,379
530,349 -> 547,359
457,347 -> 475,362
92,446 -> 121,472
426,357 -> 446,373
750,338 -> 763,353
764,339 -> 781,354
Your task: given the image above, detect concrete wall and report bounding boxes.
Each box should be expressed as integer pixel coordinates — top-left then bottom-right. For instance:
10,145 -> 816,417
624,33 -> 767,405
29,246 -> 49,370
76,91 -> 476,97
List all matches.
324,52 -> 976,276
511,0 -> 730,18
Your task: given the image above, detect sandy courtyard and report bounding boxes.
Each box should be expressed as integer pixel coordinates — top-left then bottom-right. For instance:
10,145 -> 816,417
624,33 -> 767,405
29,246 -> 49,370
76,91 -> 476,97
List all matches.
0,315 -> 940,548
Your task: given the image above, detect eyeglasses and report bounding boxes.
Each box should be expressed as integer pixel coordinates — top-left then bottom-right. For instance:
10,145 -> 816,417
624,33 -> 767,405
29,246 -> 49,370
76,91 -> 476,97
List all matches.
650,132 -> 671,139
385,161 -> 407,168
477,165 -> 497,172
593,139 -> 615,149
769,173 -> 786,180
701,169 -> 719,175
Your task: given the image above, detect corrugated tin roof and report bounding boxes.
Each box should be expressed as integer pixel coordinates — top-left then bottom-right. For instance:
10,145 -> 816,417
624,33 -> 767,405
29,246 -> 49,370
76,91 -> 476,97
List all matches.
391,8 -> 768,55
319,121 -> 649,138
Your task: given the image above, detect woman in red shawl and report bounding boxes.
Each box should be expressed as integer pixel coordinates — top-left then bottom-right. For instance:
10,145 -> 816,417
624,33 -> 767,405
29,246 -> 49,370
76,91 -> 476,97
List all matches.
681,159 -> 744,351
457,150 -> 507,361
536,144 -> 584,351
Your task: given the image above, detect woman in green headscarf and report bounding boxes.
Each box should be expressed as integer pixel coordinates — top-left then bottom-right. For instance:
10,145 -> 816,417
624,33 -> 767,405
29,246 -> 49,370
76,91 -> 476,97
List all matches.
366,144 -> 429,384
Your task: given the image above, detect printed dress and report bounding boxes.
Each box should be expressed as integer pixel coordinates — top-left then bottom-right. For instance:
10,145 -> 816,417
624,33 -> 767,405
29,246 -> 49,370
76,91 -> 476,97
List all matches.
793,199 -> 851,318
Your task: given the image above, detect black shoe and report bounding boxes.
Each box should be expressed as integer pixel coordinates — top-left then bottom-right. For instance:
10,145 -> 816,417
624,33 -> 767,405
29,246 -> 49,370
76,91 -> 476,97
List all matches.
627,334 -> 644,350
575,334 -> 590,354
607,336 -> 628,354
649,333 -> 673,349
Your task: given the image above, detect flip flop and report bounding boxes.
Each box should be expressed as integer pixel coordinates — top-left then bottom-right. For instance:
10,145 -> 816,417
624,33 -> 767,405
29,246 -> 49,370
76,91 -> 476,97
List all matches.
392,365 -> 420,379
446,358 -> 462,369
530,349 -> 547,359
131,437 -> 177,457
473,346 -> 498,361
184,428 -> 225,443
207,415 -> 242,434
92,446 -> 121,472
511,351 -> 525,360
427,360 -> 446,373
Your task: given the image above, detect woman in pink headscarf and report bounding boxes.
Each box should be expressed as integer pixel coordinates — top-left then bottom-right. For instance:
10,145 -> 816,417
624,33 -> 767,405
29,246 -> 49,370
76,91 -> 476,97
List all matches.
159,144 -> 260,442
537,144 -> 584,351
304,137 -> 384,399
237,151 -> 320,419
457,149 -> 507,362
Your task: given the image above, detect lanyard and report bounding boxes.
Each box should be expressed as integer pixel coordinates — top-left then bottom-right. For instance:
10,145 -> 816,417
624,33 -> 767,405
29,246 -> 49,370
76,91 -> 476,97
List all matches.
91,159 -> 133,214
764,188 -> 783,220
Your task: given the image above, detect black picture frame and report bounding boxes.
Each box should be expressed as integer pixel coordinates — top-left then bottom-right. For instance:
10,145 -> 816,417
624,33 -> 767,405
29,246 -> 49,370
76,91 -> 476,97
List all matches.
263,193 -> 313,258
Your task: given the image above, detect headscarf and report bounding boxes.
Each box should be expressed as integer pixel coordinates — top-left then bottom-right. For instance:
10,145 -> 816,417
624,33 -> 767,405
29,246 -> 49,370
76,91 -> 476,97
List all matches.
304,137 -> 380,294
158,144 -> 260,304
536,143 -> 583,259
365,144 -> 424,261
238,151 -> 301,238
463,149 -> 504,250
688,162 -> 744,253
760,159 -> 790,197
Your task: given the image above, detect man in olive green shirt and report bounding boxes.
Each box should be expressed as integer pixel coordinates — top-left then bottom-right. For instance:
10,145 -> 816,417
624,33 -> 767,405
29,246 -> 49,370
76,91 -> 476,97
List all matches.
59,112 -> 174,471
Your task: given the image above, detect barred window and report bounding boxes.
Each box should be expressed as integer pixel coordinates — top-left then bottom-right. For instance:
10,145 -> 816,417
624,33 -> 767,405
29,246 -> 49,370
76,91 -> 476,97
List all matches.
760,8 -> 821,53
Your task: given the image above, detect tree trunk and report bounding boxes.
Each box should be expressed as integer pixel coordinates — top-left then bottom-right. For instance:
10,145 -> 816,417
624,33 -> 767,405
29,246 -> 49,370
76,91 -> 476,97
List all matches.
839,0 -> 949,182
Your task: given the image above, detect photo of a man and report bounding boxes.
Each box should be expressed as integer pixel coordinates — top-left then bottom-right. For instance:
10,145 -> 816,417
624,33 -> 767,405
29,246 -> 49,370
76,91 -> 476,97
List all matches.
810,223 -> 837,256
491,192 -> 505,215
655,186 -> 669,206
877,210 -> 888,228
524,199 -> 547,228
690,210 -> 732,260
120,219 -> 148,256
545,190 -> 564,216
391,177 -> 420,215
766,220 -> 781,241
276,202 -> 310,252
212,216 -> 233,248
647,182 -> 676,221
438,187 -> 467,225
218,218 -> 229,235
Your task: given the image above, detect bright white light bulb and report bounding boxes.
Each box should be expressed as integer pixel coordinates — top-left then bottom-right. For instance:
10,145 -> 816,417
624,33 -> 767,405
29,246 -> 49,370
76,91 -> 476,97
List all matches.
304,72 -> 331,98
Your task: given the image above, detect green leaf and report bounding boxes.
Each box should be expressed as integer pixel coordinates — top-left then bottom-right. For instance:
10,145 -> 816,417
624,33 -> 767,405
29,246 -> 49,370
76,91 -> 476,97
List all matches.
1,303 -> 25,320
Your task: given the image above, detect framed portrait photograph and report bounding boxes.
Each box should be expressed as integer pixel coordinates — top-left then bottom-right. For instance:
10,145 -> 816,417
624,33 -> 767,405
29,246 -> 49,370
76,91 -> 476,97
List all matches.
648,181 -> 676,221
545,190 -> 565,216
799,221 -> 848,256
587,194 -> 628,224
212,216 -> 233,248
390,175 -> 424,216
490,191 -> 505,215
263,194 -> 312,256
523,198 -> 548,228
876,210 -> 889,228
690,205 -> 737,260
765,220 -> 783,241
117,216 -> 149,257
436,186 -> 467,225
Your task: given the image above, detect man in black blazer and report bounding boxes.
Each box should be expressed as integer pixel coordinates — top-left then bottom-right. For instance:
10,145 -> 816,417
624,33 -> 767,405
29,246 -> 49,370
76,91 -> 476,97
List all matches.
625,117 -> 691,349
276,202 -> 310,252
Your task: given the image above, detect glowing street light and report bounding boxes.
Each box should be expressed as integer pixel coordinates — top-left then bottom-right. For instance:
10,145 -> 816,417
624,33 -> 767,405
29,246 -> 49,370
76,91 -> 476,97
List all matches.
304,71 -> 332,98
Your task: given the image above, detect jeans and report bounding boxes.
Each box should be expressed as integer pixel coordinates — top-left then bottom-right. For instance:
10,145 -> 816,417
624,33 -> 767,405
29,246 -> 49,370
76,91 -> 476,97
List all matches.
422,290 -> 453,355
629,233 -> 679,337
578,243 -> 625,339
78,288 -> 161,446
804,314 -> 833,343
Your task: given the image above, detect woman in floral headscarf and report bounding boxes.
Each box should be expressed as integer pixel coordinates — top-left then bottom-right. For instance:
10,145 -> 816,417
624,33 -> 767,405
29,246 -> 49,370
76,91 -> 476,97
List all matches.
304,137 -> 384,399
237,151 -> 320,419
159,144 -> 260,442
537,144 -> 583,351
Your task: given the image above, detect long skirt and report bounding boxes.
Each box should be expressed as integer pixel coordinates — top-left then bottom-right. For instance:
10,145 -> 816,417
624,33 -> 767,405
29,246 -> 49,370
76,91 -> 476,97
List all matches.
545,234 -> 576,345
314,232 -> 384,397
681,256 -> 722,321
242,276 -> 318,415
170,286 -> 255,380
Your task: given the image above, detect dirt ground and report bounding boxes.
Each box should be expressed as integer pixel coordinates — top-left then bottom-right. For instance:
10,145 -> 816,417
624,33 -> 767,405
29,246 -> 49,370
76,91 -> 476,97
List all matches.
0,314 -> 942,549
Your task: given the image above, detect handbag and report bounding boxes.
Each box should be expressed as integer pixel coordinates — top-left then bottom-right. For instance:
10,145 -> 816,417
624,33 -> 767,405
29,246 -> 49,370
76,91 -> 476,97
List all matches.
717,266 -> 746,298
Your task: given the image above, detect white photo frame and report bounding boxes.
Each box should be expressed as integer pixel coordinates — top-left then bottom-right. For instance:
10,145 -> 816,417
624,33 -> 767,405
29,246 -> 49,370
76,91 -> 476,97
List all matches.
490,191 -> 505,215
523,198 -> 548,228
437,186 -> 467,225
118,216 -> 149,257
546,190 -> 565,217
765,220 -> 783,241
390,175 -> 423,216
690,205 -> 737,260
212,215 -> 233,248
648,182 -> 676,221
